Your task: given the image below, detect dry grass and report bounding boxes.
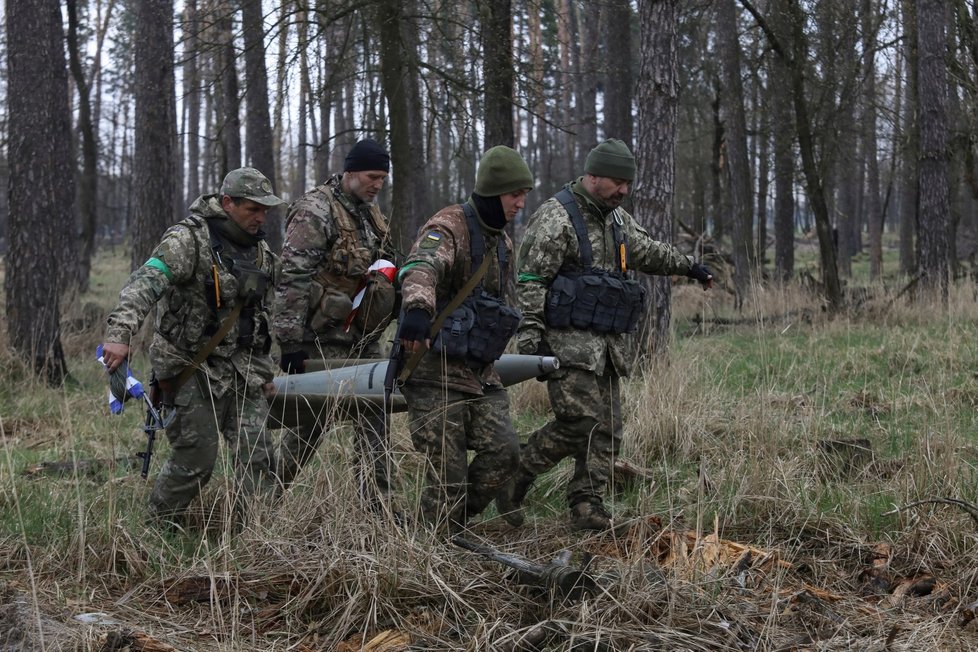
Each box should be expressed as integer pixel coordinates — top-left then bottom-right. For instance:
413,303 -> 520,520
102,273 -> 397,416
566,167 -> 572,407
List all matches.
4,253 -> 978,649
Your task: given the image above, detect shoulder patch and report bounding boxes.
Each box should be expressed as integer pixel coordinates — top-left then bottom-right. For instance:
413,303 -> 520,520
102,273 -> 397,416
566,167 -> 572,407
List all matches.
419,231 -> 442,250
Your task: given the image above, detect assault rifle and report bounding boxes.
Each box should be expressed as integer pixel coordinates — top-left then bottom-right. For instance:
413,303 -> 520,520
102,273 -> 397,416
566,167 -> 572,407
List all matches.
139,376 -> 170,479
452,535 -> 597,600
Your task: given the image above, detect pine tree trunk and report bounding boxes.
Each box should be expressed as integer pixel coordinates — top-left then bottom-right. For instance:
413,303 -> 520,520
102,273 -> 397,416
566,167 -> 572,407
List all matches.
716,0 -> 755,306
5,0 -> 73,383
482,0 -> 515,148
241,0 -> 281,249
916,0 -> 950,302
635,0 -> 679,357
602,0 -> 634,147
131,0 -> 177,270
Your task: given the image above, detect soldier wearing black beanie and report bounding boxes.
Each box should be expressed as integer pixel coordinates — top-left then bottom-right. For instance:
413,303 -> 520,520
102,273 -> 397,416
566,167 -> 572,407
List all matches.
344,138 -> 391,173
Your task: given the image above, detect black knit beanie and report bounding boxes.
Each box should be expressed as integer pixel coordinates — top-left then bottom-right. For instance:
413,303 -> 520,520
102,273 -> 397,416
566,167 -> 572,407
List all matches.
344,138 -> 391,173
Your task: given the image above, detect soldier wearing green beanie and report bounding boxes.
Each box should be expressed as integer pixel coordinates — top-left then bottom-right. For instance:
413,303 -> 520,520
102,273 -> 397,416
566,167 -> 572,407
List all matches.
496,139 -> 714,532
394,145 -> 533,533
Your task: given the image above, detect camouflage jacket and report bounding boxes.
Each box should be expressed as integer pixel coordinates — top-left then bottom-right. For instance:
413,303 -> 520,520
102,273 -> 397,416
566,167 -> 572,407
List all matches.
104,195 -> 279,397
272,175 -> 393,352
399,201 -> 514,395
516,178 -> 692,376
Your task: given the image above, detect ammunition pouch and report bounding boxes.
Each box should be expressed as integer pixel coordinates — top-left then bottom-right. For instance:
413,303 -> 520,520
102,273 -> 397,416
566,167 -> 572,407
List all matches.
229,258 -> 269,308
545,269 -> 645,334
433,293 -> 522,368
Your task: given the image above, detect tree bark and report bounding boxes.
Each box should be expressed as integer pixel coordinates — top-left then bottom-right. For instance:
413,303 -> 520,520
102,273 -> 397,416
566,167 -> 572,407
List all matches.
899,0 -> 918,276
482,0 -> 515,148
635,0 -> 679,357
184,0 -> 201,206
65,0 -> 99,293
603,0 -> 634,147
217,0 -> 241,174
716,0 -> 754,306
5,0 -> 73,383
377,0 -> 430,250
862,0 -> 884,280
131,0 -> 177,270
241,0 -> 281,249
916,0 -> 950,302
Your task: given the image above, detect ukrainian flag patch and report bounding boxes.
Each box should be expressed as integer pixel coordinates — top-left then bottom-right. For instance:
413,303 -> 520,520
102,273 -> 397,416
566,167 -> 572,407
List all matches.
419,231 -> 442,250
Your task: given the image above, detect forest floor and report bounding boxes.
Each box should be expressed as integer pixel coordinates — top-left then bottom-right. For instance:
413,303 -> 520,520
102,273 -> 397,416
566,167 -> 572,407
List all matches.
4,249 -> 978,650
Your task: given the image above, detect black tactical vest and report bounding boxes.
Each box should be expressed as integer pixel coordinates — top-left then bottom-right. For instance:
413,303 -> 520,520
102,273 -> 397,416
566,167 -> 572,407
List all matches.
432,203 -> 522,368
544,187 -> 646,334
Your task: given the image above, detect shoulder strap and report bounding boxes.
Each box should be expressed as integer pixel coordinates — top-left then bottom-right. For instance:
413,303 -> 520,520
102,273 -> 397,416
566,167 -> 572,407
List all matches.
555,186 -> 593,268
168,219 -> 264,392
462,201 -> 507,291
396,209 -> 493,385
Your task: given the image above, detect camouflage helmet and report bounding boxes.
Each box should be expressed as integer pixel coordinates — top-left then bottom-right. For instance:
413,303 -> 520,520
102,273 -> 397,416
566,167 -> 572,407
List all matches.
220,167 -> 284,206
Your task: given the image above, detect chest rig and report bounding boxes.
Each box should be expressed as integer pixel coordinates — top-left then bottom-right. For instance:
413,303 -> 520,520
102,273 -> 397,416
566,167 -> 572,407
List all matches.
431,203 -> 522,368
544,187 -> 646,334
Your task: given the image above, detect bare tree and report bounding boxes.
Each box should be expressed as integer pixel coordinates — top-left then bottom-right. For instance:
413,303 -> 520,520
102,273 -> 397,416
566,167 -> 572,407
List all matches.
862,0 -> 884,280
241,0 -> 281,249
5,0 -> 74,383
603,0 -> 634,147
377,0 -> 430,250
716,0 -> 754,305
916,0 -> 951,301
131,0 -> 177,269
482,0 -> 515,148
65,0 -> 100,293
769,3 -> 795,281
635,0 -> 679,355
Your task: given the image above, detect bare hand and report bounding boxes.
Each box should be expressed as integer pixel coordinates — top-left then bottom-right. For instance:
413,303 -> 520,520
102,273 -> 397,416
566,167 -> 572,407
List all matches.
262,382 -> 276,399
101,342 -> 130,373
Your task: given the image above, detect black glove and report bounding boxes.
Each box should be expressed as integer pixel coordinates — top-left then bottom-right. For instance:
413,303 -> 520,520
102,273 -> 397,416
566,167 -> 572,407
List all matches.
397,308 -> 432,344
686,262 -> 713,288
279,350 -> 309,374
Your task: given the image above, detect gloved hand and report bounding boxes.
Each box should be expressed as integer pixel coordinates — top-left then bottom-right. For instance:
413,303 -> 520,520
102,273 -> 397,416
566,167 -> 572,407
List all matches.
397,308 -> 432,346
686,263 -> 714,289
279,349 -> 309,374
517,328 -> 542,356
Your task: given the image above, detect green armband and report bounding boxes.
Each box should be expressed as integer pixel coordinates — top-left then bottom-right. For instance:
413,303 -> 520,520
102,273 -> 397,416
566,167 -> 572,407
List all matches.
396,261 -> 434,284
518,273 -> 546,283
144,257 -> 173,281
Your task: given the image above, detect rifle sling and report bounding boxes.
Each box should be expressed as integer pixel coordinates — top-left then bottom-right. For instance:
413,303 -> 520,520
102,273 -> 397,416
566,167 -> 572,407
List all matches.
171,302 -> 244,392
396,253 -> 491,385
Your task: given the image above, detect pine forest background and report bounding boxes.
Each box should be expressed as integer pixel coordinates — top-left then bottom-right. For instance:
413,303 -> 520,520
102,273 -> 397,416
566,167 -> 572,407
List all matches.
0,0 -> 971,379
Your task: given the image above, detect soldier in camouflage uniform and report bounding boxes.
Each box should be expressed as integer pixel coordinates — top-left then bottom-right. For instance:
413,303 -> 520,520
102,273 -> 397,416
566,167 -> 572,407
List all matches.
101,167 -> 283,528
396,145 -> 534,533
497,139 -> 714,531
272,138 -> 397,508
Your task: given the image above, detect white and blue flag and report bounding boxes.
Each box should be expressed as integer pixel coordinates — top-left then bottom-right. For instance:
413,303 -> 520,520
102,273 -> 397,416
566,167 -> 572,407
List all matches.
95,344 -> 145,414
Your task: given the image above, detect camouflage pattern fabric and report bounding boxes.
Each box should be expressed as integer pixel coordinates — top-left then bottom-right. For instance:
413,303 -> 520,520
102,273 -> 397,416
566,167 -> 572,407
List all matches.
515,178 -> 692,377
272,175 -> 393,352
398,201 -> 512,394
104,194 -> 279,524
150,373 -> 277,525
105,195 -> 278,395
519,366 -> 622,509
401,384 -> 519,531
275,341 -> 392,505
513,178 -> 692,515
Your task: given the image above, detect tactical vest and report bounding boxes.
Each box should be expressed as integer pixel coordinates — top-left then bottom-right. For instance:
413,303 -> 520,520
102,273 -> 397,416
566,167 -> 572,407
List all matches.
544,187 -> 646,334
305,179 -> 392,333
156,216 -> 274,357
432,203 -> 522,368
313,179 -> 390,297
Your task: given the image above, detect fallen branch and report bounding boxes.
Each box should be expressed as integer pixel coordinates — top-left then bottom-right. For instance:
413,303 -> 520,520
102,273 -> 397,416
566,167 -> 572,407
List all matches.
882,497 -> 978,527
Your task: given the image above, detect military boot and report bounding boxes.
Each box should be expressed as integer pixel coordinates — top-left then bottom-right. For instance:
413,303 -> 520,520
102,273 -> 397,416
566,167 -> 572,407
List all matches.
495,472 -> 535,527
569,501 -> 613,531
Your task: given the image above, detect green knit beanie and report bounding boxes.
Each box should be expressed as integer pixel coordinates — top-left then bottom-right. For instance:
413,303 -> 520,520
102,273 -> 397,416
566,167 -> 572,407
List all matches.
474,146 -> 534,196
584,138 -> 636,181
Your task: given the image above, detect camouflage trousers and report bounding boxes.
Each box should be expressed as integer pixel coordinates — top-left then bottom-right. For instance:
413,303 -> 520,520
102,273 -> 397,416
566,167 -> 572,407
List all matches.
519,366 -> 622,509
276,342 -> 393,506
150,372 -> 277,525
401,384 -> 520,530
